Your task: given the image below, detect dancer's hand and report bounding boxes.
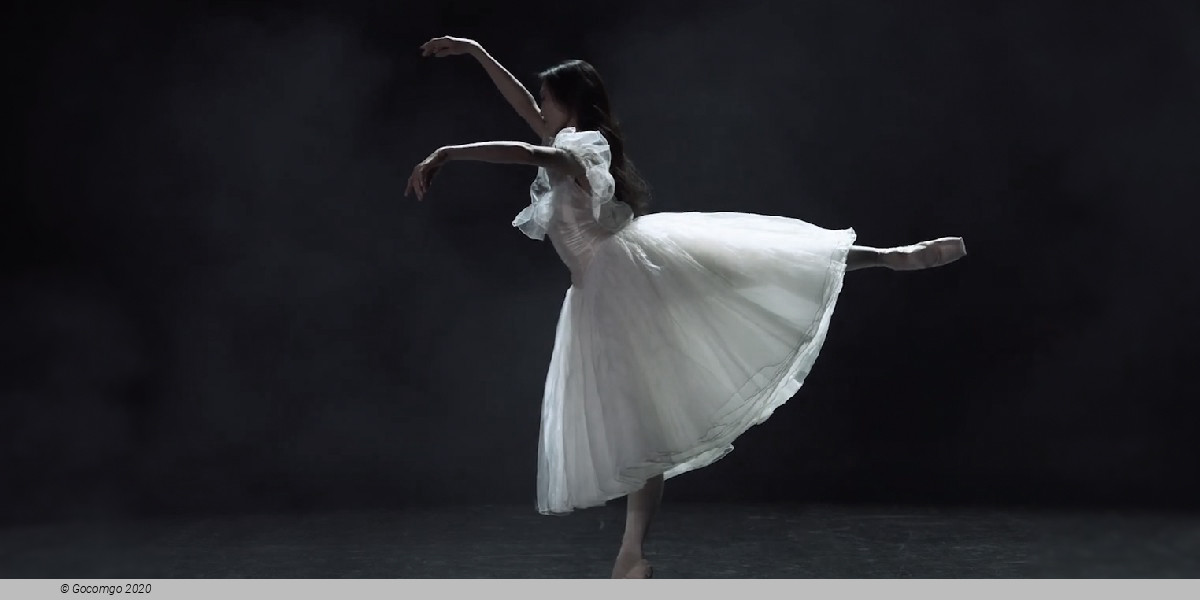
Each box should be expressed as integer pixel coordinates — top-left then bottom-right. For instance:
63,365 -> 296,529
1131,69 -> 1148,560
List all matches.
419,36 -> 479,58
405,148 -> 448,201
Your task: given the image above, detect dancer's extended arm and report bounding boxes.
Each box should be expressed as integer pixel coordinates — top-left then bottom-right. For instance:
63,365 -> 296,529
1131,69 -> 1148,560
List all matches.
404,142 -> 583,200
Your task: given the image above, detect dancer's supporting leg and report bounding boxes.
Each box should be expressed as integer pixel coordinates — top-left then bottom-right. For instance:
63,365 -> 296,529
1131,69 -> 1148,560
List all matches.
611,474 -> 664,578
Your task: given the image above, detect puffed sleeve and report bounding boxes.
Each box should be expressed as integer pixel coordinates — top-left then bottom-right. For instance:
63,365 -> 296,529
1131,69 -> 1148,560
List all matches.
511,127 -> 634,240
511,168 -> 552,240
552,128 -> 633,231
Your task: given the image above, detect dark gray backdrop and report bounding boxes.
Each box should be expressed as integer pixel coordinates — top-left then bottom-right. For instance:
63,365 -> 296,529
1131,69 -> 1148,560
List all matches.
6,0 -> 1199,526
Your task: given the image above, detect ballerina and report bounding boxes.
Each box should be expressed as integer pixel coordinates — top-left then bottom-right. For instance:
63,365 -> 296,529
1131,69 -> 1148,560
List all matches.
406,35 -> 967,578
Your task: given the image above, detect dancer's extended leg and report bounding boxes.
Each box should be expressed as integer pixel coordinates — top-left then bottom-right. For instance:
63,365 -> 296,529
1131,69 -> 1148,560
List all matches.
846,237 -> 967,272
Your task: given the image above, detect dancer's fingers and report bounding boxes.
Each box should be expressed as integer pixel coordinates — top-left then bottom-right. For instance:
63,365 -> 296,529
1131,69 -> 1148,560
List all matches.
407,165 -> 423,198
420,40 -> 444,56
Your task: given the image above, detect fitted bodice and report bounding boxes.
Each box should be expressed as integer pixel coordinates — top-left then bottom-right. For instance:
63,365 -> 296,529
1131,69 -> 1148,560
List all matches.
540,169 -> 632,286
510,127 -> 634,284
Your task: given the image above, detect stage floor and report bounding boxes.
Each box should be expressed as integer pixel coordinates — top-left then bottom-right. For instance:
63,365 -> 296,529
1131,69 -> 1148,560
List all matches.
3,503 -> 1197,578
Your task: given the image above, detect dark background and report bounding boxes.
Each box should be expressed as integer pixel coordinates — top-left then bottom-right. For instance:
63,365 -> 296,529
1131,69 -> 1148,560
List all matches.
6,0 -> 1199,527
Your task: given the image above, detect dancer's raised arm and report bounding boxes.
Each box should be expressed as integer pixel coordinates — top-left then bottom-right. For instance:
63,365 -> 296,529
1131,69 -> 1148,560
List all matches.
405,142 -> 584,201
420,36 -> 549,141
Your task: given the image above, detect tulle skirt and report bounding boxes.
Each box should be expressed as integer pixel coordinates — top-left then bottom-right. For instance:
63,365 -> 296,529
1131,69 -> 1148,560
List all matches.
536,211 -> 856,515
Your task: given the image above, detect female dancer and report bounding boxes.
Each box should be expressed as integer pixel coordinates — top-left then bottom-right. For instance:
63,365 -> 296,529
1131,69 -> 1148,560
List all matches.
406,36 -> 967,578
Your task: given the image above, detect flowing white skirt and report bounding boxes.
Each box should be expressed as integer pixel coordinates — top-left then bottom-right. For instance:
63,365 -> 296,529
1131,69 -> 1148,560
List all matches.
536,211 -> 856,515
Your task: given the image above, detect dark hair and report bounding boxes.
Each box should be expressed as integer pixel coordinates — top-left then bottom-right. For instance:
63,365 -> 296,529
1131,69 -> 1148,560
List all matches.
538,59 -> 651,216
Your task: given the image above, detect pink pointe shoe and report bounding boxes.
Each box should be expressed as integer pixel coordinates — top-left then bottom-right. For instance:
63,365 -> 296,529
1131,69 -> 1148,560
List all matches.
885,237 -> 967,271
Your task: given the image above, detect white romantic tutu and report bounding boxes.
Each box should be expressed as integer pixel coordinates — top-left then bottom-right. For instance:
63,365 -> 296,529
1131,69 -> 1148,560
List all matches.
513,129 -> 856,515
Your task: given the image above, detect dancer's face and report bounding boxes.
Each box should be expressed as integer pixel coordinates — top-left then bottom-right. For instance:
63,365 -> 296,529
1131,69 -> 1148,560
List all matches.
539,82 -> 573,135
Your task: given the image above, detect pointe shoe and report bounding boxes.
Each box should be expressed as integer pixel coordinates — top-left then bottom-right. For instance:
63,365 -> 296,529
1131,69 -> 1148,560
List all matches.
623,559 -> 654,578
886,237 -> 967,271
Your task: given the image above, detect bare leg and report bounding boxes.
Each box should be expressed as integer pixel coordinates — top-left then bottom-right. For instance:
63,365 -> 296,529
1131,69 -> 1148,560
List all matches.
847,245 -> 887,271
847,238 -> 967,272
611,474 -> 664,578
